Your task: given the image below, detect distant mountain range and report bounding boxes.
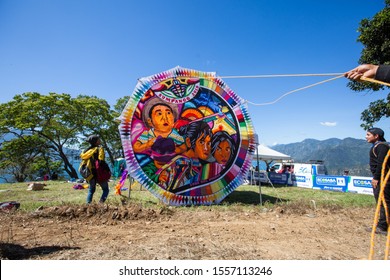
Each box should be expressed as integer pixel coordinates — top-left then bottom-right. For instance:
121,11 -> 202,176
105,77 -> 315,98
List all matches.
271,137 -> 372,177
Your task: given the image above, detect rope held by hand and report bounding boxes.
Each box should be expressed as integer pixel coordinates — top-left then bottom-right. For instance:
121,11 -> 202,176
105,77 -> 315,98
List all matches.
369,150 -> 390,260
219,72 -> 389,106
245,75 -> 344,106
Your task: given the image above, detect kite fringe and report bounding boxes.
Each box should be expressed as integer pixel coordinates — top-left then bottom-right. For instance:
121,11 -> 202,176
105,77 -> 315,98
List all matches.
114,170 -> 129,195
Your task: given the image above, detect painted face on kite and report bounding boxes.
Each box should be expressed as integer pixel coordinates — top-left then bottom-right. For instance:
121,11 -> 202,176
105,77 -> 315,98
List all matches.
147,104 -> 175,136
194,132 -> 212,160
214,140 -> 231,165
119,66 -> 255,205
212,131 -> 235,167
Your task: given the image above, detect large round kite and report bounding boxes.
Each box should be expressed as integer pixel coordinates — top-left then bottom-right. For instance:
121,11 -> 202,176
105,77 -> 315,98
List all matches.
119,66 -> 255,205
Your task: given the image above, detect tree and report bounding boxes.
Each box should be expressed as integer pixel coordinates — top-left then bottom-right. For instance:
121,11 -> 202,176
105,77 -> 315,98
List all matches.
74,95 -> 125,164
0,135 -> 47,182
0,92 -> 121,180
110,95 -> 131,158
0,92 -> 83,179
348,1 -> 390,129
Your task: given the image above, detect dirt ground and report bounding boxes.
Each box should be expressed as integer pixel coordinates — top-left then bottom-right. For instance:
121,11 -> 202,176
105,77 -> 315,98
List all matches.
0,203 -> 389,260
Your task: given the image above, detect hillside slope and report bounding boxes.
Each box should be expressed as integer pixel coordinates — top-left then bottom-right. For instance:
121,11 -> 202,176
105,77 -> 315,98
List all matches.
272,138 -> 372,176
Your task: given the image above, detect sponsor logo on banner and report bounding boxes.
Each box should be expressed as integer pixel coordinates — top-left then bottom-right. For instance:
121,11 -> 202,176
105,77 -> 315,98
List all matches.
269,173 -> 288,184
321,186 -> 345,191
316,176 -> 345,186
291,174 -> 312,188
294,175 -> 306,182
352,179 -> 372,188
347,176 -> 373,195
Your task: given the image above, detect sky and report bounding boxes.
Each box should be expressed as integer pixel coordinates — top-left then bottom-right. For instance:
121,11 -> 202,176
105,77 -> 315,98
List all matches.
0,0 -> 389,146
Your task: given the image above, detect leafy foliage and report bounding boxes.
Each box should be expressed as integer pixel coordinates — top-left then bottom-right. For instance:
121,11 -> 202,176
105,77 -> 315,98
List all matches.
74,94 -> 123,163
0,93 -> 126,182
0,135 -> 47,182
348,1 -> 390,128
360,94 -> 390,129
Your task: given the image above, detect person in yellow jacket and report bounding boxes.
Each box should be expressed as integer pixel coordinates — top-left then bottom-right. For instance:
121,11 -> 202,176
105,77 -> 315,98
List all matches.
80,135 -> 109,204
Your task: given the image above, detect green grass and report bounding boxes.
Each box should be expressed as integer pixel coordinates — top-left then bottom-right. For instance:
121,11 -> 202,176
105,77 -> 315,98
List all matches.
223,184 -> 375,208
0,180 -> 375,212
0,180 -> 158,212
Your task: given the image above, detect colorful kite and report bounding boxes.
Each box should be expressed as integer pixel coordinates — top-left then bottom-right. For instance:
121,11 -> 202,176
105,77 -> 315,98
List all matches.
119,66 -> 255,205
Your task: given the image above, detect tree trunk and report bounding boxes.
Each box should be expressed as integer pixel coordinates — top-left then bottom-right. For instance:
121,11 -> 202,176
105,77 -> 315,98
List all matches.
57,146 -> 79,179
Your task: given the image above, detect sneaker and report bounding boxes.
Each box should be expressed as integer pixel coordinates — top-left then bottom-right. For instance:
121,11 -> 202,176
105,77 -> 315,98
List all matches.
366,227 -> 388,235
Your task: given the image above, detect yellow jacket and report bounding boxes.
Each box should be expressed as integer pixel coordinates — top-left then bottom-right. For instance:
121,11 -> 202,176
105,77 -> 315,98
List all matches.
79,147 -> 105,182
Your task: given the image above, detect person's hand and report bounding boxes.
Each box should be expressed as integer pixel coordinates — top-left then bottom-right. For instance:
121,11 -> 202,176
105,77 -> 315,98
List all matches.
371,179 -> 379,189
344,64 -> 379,81
146,137 -> 156,148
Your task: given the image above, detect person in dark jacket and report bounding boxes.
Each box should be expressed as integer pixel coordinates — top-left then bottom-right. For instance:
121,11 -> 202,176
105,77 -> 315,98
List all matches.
345,64 -> 390,83
366,127 -> 390,235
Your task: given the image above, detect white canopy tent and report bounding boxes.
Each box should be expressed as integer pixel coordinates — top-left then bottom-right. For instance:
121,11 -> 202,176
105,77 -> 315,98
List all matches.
252,143 -> 292,205
256,144 -> 291,161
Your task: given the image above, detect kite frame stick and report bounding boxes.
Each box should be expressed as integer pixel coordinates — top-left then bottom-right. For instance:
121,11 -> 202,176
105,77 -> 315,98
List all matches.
360,76 -> 390,87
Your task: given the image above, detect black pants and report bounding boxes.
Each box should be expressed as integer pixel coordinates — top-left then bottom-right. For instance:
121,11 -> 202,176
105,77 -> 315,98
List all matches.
373,182 -> 390,231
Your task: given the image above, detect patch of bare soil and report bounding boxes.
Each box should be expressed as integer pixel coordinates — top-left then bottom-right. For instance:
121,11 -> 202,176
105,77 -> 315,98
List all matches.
0,204 -> 388,260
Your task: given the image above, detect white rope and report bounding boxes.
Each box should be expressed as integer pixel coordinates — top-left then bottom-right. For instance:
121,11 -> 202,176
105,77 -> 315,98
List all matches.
219,73 -> 345,79
140,70 -> 386,106
244,74 -> 345,106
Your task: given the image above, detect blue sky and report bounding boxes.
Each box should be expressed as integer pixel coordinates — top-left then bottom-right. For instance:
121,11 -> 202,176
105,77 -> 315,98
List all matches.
0,0 -> 389,146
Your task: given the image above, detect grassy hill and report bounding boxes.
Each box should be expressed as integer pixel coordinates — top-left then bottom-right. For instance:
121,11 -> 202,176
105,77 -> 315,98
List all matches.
0,180 -> 374,212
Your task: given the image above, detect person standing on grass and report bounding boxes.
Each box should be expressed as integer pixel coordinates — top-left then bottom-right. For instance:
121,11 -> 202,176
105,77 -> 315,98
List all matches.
366,127 -> 390,235
80,135 -> 109,204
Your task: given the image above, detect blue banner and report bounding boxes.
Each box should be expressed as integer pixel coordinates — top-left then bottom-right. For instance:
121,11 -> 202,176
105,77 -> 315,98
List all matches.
269,172 -> 292,185
313,175 -> 349,192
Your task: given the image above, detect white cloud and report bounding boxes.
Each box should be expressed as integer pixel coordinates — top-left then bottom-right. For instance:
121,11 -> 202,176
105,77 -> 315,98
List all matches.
320,122 -> 337,127
205,60 -> 216,66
